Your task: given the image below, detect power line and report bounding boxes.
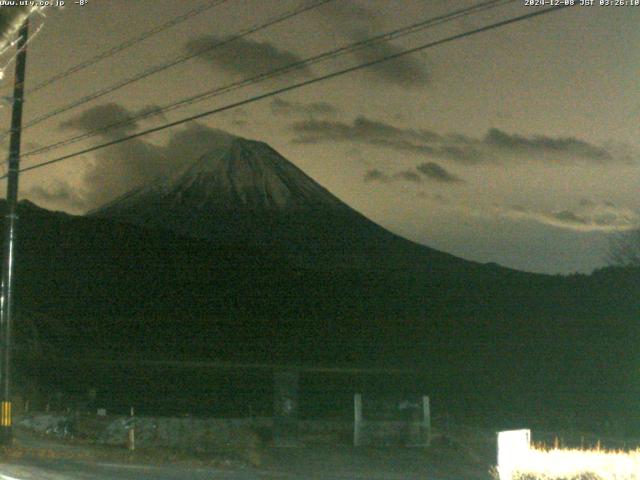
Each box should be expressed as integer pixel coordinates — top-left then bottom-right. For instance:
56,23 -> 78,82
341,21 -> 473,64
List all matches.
15,0 -> 230,97
7,5 -> 573,179
22,0 -> 513,159
1,0 -> 334,141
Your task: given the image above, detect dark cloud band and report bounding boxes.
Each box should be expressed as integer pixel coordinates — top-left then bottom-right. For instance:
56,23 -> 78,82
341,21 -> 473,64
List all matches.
290,116 -> 629,165
270,98 -> 338,118
186,35 -> 312,79
364,162 -> 463,185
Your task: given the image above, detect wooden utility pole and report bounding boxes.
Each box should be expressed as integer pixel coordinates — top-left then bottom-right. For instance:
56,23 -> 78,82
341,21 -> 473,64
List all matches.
0,17 -> 29,445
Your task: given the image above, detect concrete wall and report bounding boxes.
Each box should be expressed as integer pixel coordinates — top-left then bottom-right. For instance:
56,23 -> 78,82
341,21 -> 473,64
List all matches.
17,413 -> 269,451
17,413 -> 429,449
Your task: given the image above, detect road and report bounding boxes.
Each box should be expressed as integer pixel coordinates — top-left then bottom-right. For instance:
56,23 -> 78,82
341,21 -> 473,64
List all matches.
0,461 -> 452,480
1,426 -> 494,479
0,445 -> 492,479
0,460 -> 265,480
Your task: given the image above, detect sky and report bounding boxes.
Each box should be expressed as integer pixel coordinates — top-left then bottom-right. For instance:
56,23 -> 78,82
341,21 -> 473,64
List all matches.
0,0 -> 638,274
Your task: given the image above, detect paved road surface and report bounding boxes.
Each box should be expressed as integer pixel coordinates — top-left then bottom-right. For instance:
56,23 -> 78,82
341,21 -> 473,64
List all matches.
0,445 -> 492,479
0,460 -> 269,480
0,461 -> 449,480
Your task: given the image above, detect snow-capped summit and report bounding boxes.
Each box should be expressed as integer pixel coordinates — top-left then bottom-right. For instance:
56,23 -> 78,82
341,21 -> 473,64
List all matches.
164,137 -> 344,211
92,133 -> 346,217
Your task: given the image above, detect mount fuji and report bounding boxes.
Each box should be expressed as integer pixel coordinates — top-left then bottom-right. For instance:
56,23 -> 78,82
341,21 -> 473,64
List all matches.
89,131 -> 465,269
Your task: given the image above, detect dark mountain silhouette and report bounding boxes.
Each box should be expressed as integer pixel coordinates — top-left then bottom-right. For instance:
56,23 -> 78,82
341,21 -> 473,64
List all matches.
8,132 -> 637,359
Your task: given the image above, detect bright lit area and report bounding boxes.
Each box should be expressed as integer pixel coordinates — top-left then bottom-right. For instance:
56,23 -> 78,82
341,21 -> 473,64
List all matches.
512,447 -> 640,480
497,430 -> 640,480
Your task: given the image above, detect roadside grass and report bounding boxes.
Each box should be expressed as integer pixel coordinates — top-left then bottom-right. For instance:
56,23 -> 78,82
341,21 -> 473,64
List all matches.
497,446 -> 640,480
0,428 -> 259,469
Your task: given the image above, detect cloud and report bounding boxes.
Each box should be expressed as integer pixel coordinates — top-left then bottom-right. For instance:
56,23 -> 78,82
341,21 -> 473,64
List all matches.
270,98 -> 338,118
24,181 -> 87,211
436,144 -> 485,163
319,2 -> 429,87
364,169 -> 390,183
347,33 -> 430,87
59,103 -> 166,137
417,192 -> 449,204
420,195 -> 639,235
289,116 -> 632,165
417,162 -> 463,183
364,163 -> 462,185
484,128 -> 612,162
394,170 -> 422,183
364,168 -> 422,184
59,103 -> 237,211
291,116 -> 442,156
503,200 -> 639,232
185,35 -> 311,78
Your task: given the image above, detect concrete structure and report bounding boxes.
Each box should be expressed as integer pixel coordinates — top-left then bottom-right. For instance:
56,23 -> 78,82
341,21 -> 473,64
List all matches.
353,393 -> 431,447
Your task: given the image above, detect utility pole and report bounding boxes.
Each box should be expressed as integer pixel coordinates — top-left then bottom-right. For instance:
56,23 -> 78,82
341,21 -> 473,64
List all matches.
0,17 -> 29,445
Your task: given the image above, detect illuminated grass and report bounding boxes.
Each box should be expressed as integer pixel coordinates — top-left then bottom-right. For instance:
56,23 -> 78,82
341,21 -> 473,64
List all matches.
511,446 -> 640,480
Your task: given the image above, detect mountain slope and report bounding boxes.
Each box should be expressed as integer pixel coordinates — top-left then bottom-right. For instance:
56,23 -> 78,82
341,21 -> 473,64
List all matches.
89,133 -> 469,270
